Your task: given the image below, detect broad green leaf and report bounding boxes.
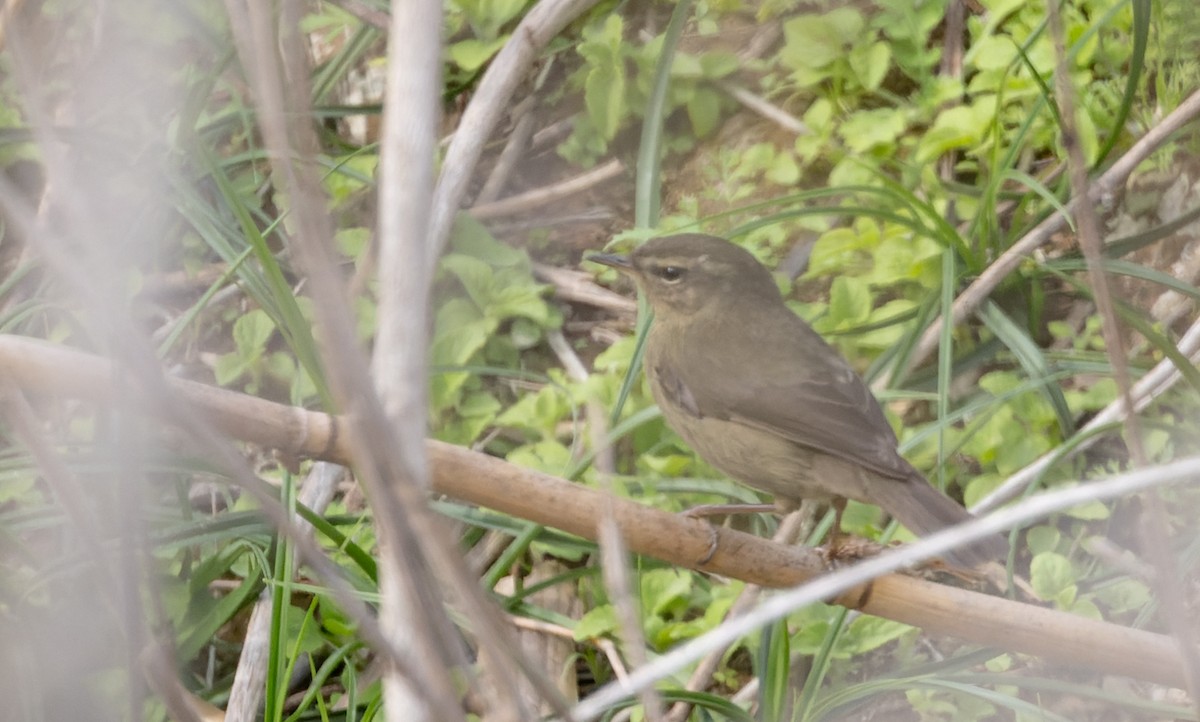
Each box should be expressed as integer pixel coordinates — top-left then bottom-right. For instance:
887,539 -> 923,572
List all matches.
838,108 -> 908,153
1093,578 -> 1151,615
848,40 -> 890,91
451,215 -> 529,267
915,104 -> 990,162
807,227 -> 873,277
1024,524 -> 1061,555
686,86 -> 722,138
641,568 -> 693,617
766,150 -> 800,186
233,309 -> 275,358
840,615 -> 914,655
448,36 -> 510,71
781,9 -> 865,71
574,604 -> 618,640
1030,552 -> 1076,608
827,275 -> 872,326
699,52 -> 740,78
506,439 -> 572,476
1063,499 -> 1110,520
579,15 -> 627,142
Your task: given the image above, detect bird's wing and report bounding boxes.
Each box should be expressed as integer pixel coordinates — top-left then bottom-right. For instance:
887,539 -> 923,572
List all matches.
658,321 -> 916,481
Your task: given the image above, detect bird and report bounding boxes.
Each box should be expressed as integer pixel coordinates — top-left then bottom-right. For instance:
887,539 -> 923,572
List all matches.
589,233 -> 1007,567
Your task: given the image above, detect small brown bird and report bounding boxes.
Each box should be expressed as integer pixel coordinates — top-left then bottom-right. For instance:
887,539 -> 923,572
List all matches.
591,233 -> 1006,567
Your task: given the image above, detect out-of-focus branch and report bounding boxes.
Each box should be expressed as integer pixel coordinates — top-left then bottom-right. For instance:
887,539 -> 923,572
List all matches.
221,1 -> 465,718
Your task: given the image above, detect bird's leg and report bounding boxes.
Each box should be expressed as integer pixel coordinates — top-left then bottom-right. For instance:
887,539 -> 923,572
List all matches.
680,503 -> 778,565
828,496 -> 847,548
818,497 -> 855,565
682,503 -> 778,518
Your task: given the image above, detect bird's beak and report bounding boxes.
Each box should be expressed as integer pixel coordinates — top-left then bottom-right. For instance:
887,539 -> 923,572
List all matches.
587,252 -> 635,274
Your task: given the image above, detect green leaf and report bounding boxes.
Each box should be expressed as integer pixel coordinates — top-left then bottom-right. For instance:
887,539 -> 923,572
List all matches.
1024,524 -> 1061,555
335,227 -> 371,260
431,299 -> 493,367
574,604 -> 618,640
840,614 -> 914,655
698,52 -> 740,78
233,309 -> 276,358
766,150 -> 800,186
686,86 -> 722,138
447,36 -> 510,71
579,15 -> 627,142
781,8 -> 864,70
488,282 -> 552,324
641,568 -> 694,618
213,353 -> 250,387
451,215 -> 529,267
1093,578 -> 1151,615
806,226 -> 873,277
509,316 -> 543,349
969,34 -> 1018,72
838,108 -> 908,153
1063,498 -> 1110,520
915,104 -> 988,162
455,0 -> 527,38
1030,552 -> 1077,608
827,275 -> 872,326
495,385 -> 564,435
506,439 -> 572,476
848,40 -> 890,91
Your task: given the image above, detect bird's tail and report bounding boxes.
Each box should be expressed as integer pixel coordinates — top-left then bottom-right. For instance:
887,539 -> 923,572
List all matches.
870,475 -> 1009,568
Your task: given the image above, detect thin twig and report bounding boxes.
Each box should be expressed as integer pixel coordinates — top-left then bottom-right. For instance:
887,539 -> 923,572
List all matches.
598,518 -> 666,719
476,95 -> 538,205
535,263 -> 638,316
717,81 -> 807,135
470,158 -> 625,219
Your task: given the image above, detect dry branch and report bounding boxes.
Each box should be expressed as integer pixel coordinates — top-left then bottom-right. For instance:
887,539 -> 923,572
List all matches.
0,333 -> 1190,691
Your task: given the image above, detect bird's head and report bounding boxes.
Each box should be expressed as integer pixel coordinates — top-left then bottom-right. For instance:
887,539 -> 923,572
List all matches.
589,234 -> 779,319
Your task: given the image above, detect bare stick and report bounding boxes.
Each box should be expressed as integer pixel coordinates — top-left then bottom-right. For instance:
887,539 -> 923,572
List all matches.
476,96 -> 538,205
470,158 -> 625,219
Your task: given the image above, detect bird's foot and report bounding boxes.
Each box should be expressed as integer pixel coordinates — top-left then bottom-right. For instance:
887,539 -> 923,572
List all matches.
679,504 -> 778,566
819,537 -> 887,567
676,504 -> 775,565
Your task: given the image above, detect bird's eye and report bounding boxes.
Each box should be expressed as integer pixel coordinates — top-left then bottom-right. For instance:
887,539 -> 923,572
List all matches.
655,265 -> 684,282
